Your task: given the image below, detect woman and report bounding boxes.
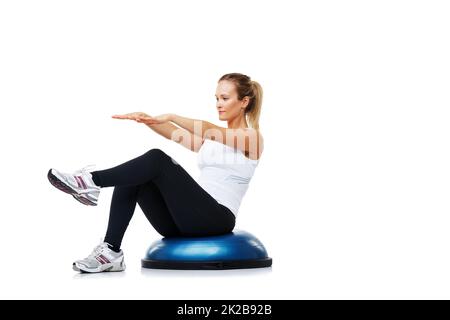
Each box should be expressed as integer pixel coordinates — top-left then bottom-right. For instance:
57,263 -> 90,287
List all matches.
48,73 -> 264,273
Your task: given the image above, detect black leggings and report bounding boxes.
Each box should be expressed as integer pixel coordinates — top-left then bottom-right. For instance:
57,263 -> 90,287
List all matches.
90,148 -> 236,249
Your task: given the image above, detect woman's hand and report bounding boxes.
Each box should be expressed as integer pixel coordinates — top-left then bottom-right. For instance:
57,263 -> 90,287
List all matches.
112,112 -> 173,125
112,112 -> 149,121
138,113 -> 173,125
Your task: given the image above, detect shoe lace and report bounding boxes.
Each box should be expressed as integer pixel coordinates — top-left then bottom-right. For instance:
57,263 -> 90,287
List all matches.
87,242 -> 111,260
74,164 -> 96,176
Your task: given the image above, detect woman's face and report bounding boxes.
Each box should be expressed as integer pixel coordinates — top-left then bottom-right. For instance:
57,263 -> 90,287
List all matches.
215,80 -> 248,121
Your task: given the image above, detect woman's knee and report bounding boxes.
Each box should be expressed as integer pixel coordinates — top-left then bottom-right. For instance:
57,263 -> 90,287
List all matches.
145,148 -> 166,158
145,148 -> 179,166
143,148 -> 168,163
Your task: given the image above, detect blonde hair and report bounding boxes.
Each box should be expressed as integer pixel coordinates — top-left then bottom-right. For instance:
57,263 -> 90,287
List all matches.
219,73 -> 263,130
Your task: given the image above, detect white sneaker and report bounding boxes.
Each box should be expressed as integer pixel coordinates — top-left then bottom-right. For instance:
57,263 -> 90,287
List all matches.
48,165 -> 100,206
73,242 -> 126,273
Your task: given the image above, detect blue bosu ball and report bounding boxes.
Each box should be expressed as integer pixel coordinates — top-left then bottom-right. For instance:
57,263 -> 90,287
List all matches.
141,230 -> 272,270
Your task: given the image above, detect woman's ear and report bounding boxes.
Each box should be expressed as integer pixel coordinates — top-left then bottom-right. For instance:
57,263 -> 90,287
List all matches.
242,96 -> 250,110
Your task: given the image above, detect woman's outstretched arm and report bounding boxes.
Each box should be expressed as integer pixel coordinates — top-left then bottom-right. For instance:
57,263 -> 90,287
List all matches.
112,112 -> 204,152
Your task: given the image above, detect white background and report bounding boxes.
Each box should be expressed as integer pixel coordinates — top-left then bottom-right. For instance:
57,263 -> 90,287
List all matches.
0,0 -> 449,299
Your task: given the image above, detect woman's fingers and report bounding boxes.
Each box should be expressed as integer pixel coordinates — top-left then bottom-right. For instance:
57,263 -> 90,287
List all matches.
112,114 -> 134,119
112,114 -> 140,120
112,113 -> 160,124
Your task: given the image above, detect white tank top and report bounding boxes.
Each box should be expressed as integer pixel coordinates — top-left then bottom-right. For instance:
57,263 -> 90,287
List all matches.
196,139 -> 259,217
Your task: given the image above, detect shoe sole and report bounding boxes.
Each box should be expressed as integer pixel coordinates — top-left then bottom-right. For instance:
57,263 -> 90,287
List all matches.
73,262 -> 126,273
72,194 -> 97,206
48,169 -> 97,206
